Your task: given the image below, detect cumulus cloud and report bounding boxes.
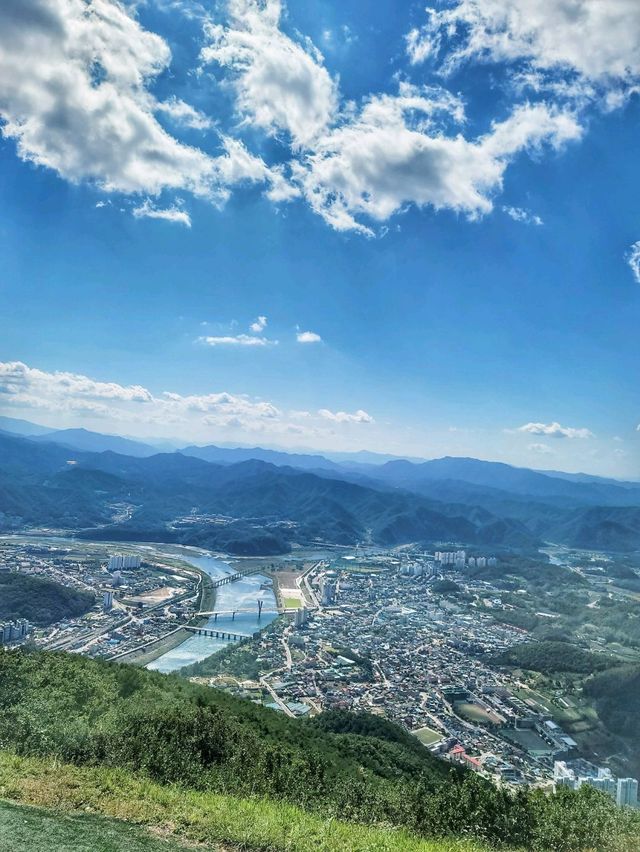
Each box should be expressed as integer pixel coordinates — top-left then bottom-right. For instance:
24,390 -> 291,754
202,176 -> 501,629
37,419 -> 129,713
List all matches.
518,421 -> 594,439
250,315 -> 268,332
0,360 -> 374,440
503,205 -> 543,225
627,241 -> 640,284
0,0 -> 292,211
296,330 -> 322,343
0,361 -> 153,414
133,200 -> 192,227
0,0 -> 214,195
162,390 -> 281,429
0,0 -> 593,233
294,89 -> 580,234
318,408 -> 374,423
200,0 -> 338,147
408,0 -> 640,89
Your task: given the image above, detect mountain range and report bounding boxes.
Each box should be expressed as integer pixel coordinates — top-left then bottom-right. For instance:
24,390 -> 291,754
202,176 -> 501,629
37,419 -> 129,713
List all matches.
0,417 -> 639,554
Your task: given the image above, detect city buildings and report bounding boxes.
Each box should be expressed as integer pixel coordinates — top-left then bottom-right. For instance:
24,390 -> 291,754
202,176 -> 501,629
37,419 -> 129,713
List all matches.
0,619 -> 30,645
617,777 -> 639,808
554,760 -> 638,807
108,554 -> 142,571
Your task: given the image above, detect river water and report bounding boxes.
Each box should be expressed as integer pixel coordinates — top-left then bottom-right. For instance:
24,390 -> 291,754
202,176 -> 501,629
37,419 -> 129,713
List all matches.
146,551 -> 278,673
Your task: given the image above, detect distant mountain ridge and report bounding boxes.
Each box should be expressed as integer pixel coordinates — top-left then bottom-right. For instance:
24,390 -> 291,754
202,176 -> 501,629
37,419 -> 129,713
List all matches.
1,420 -> 639,552
0,432 -> 538,552
0,415 -> 56,437
28,428 -> 157,457
366,456 -> 640,507
182,443 -> 343,471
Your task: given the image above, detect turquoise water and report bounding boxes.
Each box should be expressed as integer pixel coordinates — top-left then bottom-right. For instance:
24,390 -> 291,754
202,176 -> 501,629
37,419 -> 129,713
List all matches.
146,552 -> 278,673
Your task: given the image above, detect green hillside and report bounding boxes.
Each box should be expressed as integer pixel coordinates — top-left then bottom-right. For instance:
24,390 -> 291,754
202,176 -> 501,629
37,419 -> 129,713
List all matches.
584,664 -> 640,742
0,572 -> 95,625
0,648 -> 638,850
0,755 -> 486,852
494,641 -> 614,675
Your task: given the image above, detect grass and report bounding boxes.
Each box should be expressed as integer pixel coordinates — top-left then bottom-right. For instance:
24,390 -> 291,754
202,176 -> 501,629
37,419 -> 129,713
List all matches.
414,727 -> 444,746
0,751 -> 490,852
283,596 -> 301,608
0,799 -> 199,851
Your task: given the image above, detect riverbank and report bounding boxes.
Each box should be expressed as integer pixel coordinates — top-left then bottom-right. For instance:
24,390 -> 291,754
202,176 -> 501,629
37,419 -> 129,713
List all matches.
114,559 -> 217,667
144,551 -> 279,673
114,626 -> 193,667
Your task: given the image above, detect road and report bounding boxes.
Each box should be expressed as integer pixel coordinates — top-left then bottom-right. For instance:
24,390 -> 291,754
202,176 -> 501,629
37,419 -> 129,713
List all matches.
260,671 -> 295,717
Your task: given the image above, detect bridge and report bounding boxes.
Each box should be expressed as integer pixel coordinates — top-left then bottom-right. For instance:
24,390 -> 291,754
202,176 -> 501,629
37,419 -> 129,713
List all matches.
196,601 -> 277,621
209,566 -> 264,588
185,626 -> 256,641
196,604 -> 314,620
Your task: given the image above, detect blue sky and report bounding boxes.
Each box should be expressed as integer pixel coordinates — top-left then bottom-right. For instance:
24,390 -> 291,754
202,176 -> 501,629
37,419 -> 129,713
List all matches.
0,0 -> 639,477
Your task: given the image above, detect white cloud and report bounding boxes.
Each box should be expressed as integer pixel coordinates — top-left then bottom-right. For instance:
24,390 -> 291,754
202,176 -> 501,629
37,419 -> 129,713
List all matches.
0,0 -> 593,234
627,241 -> 640,284
250,315 -> 268,332
318,408 -> 374,424
518,421 -> 594,439
0,361 -> 153,411
163,390 -> 281,430
0,0 -> 292,211
0,0 -> 215,196
408,1 -> 640,88
294,89 -> 580,234
528,442 -> 553,455
0,360 -> 376,442
197,333 -> 277,347
197,315 -> 278,346
156,96 -> 214,130
201,0 -> 338,147
503,205 -> 543,225
133,200 -> 192,227
296,330 -> 322,343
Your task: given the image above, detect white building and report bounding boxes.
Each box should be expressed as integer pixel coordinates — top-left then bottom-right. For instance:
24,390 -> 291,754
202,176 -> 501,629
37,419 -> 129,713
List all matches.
617,778 -> 639,808
555,761 -> 637,806
108,554 -> 141,571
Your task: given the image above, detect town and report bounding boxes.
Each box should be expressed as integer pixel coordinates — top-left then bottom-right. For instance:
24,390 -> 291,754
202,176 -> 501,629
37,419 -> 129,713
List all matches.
1,535 -> 637,810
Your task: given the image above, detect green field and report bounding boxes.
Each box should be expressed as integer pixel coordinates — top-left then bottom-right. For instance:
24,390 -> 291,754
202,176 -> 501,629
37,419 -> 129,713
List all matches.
283,596 -> 302,608
513,685 -> 597,732
454,702 -> 502,725
0,799 -> 197,851
414,727 -> 444,746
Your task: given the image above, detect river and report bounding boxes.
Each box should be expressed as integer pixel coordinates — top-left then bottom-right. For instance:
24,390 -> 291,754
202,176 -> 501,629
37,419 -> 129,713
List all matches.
146,551 -> 278,673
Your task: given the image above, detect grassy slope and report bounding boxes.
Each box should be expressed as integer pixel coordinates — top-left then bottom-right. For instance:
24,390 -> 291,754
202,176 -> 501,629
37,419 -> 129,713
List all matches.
0,752 -> 487,852
0,799 -> 199,852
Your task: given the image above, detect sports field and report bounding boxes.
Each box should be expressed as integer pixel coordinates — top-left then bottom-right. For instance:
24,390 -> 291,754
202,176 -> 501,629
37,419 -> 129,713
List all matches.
454,702 -> 502,725
414,726 -> 444,746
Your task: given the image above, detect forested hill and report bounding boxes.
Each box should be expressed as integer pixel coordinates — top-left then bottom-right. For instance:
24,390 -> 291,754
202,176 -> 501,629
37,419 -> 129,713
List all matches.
0,648 -> 637,852
0,573 -> 95,626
